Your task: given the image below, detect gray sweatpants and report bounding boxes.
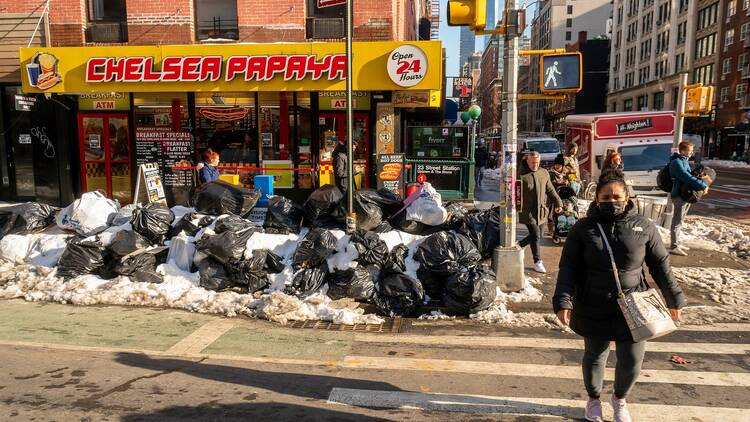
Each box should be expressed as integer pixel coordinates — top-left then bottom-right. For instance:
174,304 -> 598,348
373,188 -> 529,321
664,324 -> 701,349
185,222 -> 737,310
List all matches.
670,196 -> 691,249
582,338 -> 646,399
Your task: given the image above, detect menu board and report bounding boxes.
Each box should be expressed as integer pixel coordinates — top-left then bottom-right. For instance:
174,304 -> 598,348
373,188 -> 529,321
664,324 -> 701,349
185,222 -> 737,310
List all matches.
376,154 -> 405,197
414,163 -> 462,192
135,128 -> 194,206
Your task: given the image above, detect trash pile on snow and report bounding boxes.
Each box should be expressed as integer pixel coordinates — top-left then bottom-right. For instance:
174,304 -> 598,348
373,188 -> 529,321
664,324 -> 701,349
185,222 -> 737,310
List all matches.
701,159 -> 750,169
672,267 -> 750,324
0,181 -> 544,325
657,216 -> 750,260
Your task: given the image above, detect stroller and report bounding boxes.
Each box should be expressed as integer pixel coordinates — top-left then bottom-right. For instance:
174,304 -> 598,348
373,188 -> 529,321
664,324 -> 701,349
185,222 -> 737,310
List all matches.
551,186 -> 579,244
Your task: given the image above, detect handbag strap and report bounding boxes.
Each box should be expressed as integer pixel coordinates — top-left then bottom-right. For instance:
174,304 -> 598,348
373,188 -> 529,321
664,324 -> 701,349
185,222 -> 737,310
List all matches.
596,222 -> 625,297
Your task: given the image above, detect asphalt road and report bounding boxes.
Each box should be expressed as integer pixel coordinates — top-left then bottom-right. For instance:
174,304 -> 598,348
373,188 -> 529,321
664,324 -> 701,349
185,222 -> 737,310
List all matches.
691,165 -> 750,222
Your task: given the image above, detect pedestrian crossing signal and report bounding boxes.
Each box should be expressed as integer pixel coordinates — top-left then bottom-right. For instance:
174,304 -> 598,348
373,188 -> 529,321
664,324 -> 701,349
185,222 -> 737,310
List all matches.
447,0 -> 487,30
540,52 -> 582,94
685,86 -> 714,115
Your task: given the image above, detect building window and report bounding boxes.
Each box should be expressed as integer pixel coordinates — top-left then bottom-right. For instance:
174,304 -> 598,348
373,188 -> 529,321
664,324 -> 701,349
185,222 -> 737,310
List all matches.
677,22 -> 686,44
736,83 -> 746,100
724,58 -> 733,74
697,3 -> 719,30
694,64 -> 714,85
653,91 -> 665,110
624,98 -> 633,111
675,53 -> 685,72
679,0 -> 689,13
728,0 -> 737,17
695,33 -> 716,58
566,31 -> 572,41
720,86 -> 729,102
742,23 -> 750,41
85,0 -> 127,43
745,0 -> 750,10
566,18 -> 573,28
568,5 -> 573,14
739,53 -> 749,71
195,0 -> 239,40
637,95 -> 648,110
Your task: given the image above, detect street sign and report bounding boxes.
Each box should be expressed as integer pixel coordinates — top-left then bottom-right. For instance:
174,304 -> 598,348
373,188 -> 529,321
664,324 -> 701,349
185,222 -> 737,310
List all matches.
451,77 -> 473,98
539,52 -> 582,94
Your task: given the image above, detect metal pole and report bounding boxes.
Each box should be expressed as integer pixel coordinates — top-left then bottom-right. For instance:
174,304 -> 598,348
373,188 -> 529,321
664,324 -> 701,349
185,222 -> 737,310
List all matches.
673,72 -> 688,148
345,0 -> 356,233
493,2 -> 525,292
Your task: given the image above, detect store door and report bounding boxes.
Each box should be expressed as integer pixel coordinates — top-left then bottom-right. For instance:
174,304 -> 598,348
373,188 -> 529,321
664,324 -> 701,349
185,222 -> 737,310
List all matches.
317,112 -> 370,188
78,113 -> 132,204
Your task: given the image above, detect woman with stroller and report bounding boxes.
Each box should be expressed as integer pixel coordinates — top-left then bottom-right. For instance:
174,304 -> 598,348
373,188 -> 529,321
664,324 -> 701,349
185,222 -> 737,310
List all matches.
563,144 -> 582,194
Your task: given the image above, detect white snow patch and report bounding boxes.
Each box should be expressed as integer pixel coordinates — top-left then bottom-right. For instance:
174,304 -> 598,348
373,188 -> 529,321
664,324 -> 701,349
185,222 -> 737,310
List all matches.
657,216 -> 750,260
418,310 -> 455,320
470,277 -> 557,327
247,291 -> 384,325
673,267 -> 750,324
702,159 -> 750,168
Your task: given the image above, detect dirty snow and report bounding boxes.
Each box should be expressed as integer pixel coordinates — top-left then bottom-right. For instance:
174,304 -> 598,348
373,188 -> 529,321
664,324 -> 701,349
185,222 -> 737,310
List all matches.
418,310 -> 455,320
672,267 -> 750,324
702,159 -> 750,168
470,277 -> 560,328
657,216 -> 750,260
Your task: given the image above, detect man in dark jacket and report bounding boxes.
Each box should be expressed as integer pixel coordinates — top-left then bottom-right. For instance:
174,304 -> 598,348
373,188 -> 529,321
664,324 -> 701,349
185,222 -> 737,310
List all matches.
332,138 -> 357,194
518,151 -> 563,273
668,141 -> 708,256
475,143 -> 488,185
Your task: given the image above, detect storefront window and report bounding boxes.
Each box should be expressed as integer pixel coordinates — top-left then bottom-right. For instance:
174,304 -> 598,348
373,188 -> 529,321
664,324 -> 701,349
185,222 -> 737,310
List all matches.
293,93 -> 314,189
260,92 -> 283,161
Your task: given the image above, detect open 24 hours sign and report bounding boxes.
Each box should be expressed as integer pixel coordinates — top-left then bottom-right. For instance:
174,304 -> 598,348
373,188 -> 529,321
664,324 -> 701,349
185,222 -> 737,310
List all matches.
20,41 -> 442,94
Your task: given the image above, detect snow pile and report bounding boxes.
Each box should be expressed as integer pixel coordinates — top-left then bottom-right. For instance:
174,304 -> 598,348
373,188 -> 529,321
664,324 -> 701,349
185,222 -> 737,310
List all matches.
657,216 -> 750,259
672,267 -> 750,324
470,277 -> 556,327
249,292 -> 383,325
702,159 -> 749,168
418,310 -> 455,320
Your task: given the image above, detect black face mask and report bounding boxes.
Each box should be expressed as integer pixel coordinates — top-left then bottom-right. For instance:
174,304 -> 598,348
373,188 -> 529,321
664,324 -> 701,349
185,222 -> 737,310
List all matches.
598,201 -> 627,219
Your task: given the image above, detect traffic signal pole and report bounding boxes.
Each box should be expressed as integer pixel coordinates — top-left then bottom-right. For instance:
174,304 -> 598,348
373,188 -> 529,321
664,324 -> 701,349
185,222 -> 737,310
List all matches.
493,1 -> 525,292
345,0 -> 356,233
673,72 -> 688,149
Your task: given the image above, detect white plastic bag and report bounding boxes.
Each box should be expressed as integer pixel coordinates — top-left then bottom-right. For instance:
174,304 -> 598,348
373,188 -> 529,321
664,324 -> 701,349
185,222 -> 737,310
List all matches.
0,234 -> 38,263
406,183 -> 448,226
56,191 -> 120,236
167,234 -> 196,273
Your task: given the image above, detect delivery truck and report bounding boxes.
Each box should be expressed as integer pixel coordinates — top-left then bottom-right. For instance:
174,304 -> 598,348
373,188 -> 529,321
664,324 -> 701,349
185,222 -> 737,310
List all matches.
564,111 -> 677,199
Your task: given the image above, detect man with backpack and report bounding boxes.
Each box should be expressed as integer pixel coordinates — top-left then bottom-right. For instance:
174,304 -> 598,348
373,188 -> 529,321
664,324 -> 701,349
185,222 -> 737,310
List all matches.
662,141 -> 709,256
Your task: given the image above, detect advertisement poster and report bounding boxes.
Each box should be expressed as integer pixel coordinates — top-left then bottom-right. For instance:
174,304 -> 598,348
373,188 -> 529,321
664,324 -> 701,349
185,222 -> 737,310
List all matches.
414,163 -> 462,191
376,154 -> 405,197
135,128 -> 194,205
263,160 -> 294,188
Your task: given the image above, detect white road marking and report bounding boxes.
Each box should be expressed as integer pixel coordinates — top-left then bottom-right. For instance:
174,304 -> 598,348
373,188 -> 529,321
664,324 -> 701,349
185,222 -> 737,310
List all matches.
327,388 -> 748,421
165,319 -> 237,354
339,356 -> 750,387
354,333 -> 750,355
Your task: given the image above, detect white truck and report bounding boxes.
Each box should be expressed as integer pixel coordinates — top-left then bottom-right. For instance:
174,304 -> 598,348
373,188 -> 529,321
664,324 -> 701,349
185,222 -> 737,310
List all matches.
564,111 -> 678,199
517,134 -> 562,168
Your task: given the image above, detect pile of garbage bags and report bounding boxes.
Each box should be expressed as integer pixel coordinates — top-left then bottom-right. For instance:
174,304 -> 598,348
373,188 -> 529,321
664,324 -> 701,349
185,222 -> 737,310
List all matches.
1,181 -> 501,319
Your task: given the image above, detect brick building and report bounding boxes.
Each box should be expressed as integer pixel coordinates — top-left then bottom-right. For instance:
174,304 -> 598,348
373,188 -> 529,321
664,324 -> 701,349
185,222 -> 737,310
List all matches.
1,0 -> 448,205
478,35 -> 501,136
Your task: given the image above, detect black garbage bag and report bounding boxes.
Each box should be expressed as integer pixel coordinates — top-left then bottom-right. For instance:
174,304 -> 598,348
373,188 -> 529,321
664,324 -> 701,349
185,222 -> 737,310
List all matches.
414,231 -> 482,274
193,181 -> 260,217
196,226 -> 258,264
264,196 -> 304,234
113,249 -> 164,284
372,221 -> 394,233
57,238 -> 112,280
292,228 -> 337,269
441,202 -> 470,231
455,207 -> 501,259
131,203 -> 175,244
265,250 -> 285,274
353,189 -> 403,231
327,265 -> 377,301
169,212 -> 213,238
198,257 -> 233,291
416,267 -> 446,301
0,202 -> 57,238
373,273 -> 425,317
214,215 -> 257,234
350,230 -> 388,266
225,251 -> 271,293
285,262 -> 329,297
303,185 -> 346,228
383,244 -> 409,274
444,265 -> 497,315
390,210 -> 426,235
107,230 -> 152,258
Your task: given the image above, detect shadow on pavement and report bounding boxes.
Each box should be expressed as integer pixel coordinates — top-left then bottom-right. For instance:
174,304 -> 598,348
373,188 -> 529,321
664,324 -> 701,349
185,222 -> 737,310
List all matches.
114,352 -> 402,401
120,402 -> 391,421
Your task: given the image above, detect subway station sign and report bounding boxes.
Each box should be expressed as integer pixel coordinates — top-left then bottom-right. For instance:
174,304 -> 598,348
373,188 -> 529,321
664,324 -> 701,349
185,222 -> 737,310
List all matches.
20,41 -> 442,94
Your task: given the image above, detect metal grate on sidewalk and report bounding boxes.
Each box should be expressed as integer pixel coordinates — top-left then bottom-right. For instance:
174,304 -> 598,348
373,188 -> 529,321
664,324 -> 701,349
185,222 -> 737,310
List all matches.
286,317 -> 402,333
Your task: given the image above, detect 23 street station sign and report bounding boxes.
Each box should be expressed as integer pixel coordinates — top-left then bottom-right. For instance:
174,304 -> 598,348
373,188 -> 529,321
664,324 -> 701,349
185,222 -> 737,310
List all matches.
20,41 -> 442,94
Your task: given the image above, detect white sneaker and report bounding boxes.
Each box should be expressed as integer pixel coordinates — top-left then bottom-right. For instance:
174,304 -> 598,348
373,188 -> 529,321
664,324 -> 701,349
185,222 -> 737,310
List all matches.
533,261 -> 547,273
610,394 -> 632,422
584,399 -> 603,422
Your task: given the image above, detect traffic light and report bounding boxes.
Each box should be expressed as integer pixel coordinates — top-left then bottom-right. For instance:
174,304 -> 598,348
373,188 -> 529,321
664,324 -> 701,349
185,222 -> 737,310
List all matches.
685,86 -> 714,114
539,52 -> 583,94
447,0 -> 487,30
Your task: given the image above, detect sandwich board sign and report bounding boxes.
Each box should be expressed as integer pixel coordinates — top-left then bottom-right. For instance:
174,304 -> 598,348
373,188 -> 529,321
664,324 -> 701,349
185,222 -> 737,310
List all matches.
133,163 -> 167,205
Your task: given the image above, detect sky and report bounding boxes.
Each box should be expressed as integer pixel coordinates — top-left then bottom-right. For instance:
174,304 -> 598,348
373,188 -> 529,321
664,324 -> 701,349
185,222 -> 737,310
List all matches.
439,1 -> 537,78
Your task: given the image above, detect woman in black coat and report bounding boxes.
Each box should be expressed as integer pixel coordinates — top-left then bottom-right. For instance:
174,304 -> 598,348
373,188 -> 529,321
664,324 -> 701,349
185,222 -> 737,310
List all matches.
553,170 -> 685,422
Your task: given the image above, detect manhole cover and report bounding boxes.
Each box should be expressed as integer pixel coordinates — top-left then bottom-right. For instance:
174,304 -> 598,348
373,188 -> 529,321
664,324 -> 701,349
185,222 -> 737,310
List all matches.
286,317 -> 402,333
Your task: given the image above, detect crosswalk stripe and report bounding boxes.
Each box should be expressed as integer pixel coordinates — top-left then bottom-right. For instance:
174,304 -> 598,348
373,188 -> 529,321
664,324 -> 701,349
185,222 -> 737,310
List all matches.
165,319 -> 237,355
327,388 -> 748,421
340,356 -> 750,387
354,333 -> 750,355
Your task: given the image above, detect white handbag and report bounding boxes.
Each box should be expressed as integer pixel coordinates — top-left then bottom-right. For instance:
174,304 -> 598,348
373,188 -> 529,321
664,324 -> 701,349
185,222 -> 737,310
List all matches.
596,223 -> 677,342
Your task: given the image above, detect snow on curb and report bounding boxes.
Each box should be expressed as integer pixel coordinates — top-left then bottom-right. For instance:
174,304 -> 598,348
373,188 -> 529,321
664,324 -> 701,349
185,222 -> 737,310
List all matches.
657,216 -> 750,259
701,159 -> 750,169
672,267 -> 750,324
470,277 -> 558,328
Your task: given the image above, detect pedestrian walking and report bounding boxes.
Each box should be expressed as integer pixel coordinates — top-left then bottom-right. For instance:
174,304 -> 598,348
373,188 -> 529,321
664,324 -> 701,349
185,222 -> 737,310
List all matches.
668,141 -> 708,256
553,169 -> 685,422
197,150 -> 220,184
563,143 -> 581,194
518,151 -> 563,273
332,137 -> 358,194
475,143 -> 488,186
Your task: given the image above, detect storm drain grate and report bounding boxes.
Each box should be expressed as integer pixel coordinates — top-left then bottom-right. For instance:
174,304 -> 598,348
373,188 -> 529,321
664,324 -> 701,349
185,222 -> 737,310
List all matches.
286,317 -> 402,333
